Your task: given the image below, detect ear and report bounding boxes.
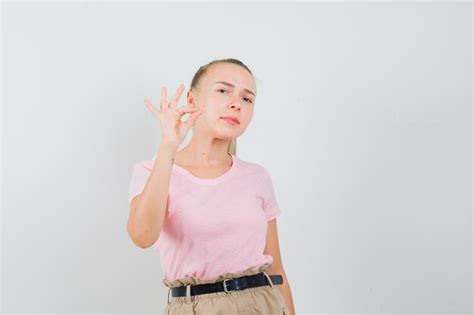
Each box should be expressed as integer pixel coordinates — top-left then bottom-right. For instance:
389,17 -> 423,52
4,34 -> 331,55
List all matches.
187,90 -> 196,107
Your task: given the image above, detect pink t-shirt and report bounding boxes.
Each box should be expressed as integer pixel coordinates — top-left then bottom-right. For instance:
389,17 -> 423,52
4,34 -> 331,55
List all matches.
128,153 -> 282,282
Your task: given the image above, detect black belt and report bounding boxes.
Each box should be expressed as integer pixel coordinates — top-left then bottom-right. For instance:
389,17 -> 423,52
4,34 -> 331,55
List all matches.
170,272 -> 283,297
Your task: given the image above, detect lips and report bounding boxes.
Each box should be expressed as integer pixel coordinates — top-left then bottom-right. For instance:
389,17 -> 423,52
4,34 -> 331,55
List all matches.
221,116 -> 240,124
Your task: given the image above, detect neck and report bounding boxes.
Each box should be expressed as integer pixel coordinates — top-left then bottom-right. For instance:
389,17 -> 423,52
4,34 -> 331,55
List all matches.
179,137 -> 232,167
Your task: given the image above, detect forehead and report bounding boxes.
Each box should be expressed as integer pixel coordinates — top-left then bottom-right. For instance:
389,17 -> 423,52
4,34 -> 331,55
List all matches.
204,63 -> 256,93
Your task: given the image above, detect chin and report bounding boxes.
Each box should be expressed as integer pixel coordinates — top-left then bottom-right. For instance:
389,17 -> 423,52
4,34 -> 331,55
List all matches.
214,128 -> 243,140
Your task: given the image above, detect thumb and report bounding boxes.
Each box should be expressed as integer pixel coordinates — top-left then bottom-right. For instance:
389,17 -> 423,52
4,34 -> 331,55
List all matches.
183,109 -> 203,130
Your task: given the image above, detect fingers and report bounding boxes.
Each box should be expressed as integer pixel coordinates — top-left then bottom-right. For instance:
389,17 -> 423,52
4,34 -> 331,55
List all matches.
160,87 -> 168,110
169,83 -> 185,109
183,107 -> 203,129
144,99 -> 160,117
149,83 -> 189,115
177,106 -> 201,116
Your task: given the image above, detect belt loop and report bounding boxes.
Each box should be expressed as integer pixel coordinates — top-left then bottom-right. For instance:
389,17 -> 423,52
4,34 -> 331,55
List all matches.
262,271 -> 275,288
185,284 -> 192,303
167,287 -> 172,304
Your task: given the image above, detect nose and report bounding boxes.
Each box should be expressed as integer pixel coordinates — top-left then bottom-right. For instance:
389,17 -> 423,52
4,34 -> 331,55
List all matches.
229,96 -> 243,110
230,103 -> 241,111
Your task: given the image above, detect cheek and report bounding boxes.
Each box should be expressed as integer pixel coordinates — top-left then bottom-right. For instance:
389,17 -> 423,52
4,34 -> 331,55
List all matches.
198,108 -> 221,125
242,110 -> 254,122
203,105 -> 222,120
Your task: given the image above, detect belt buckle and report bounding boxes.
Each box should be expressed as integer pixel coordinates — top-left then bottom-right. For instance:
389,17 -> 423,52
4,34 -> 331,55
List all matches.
223,278 -> 233,293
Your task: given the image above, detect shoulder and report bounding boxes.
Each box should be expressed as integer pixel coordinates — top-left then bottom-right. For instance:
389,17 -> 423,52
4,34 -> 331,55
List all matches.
131,156 -> 155,173
234,156 -> 271,179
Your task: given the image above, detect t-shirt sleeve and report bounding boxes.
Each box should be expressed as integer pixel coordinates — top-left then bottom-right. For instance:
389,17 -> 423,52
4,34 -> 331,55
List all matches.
128,161 -> 152,207
261,167 -> 282,221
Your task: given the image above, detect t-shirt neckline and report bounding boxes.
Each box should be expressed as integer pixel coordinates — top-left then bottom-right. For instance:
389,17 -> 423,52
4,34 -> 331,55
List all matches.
172,153 -> 238,185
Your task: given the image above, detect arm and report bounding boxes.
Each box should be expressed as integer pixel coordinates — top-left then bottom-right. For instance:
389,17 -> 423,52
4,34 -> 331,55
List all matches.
127,143 -> 177,248
264,219 -> 296,315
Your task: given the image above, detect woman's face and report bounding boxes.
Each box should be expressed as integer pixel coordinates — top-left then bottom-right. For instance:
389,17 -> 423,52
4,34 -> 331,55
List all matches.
187,63 -> 257,140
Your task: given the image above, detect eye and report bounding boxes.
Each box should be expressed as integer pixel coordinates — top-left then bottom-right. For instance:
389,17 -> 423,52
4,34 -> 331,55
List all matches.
217,88 -> 253,104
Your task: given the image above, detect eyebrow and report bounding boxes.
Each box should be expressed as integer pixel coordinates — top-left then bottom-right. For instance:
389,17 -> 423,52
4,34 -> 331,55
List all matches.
214,81 -> 256,97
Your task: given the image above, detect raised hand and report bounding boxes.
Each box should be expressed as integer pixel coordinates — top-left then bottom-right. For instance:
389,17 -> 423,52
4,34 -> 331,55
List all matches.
144,83 -> 203,150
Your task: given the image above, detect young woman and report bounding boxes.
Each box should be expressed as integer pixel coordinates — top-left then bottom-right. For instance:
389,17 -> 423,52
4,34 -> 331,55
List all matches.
127,58 -> 295,315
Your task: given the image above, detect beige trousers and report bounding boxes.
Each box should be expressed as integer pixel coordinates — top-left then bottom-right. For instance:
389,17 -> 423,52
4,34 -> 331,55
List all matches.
162,262 -> 290,315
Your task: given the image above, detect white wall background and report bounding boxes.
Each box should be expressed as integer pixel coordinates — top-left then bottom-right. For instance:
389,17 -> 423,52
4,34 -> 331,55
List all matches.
2,1 -> 472,314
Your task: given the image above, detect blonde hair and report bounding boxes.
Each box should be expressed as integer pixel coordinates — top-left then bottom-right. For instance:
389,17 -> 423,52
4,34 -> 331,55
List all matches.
190,58 -> 254,156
